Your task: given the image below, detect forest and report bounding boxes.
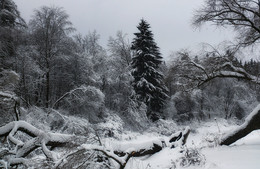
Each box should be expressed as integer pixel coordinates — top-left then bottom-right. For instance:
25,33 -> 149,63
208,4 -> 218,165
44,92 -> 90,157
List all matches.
1,0 -> 260,168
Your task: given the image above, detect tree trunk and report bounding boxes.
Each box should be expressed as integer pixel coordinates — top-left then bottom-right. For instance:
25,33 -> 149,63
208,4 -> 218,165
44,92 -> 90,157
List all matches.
46,71 -> 50,108
220,104 -> 260,145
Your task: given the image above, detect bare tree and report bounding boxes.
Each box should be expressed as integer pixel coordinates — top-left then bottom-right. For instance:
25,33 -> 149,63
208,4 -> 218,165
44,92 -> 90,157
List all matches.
193,0 -> 260,47
108,31 -> 132,67
29,6 -> 74,107
178,46 -> 260,145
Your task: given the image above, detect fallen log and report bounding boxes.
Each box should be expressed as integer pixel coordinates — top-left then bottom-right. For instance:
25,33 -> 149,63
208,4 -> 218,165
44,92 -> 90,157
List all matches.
82,127 -> 190,169
220,104 -> 260,145
0,121 -> 190,169
0,120 -> 82,167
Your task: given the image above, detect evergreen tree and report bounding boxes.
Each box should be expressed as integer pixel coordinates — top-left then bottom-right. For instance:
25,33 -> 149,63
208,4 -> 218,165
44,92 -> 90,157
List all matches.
131,19 -> 168,120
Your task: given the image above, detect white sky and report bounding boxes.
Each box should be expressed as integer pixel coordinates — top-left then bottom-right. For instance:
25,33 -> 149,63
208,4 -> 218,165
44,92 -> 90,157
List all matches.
14,0 -> 235,60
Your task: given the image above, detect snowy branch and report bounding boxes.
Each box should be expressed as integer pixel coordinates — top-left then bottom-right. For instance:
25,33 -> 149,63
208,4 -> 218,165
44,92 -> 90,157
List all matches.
52,86 -> 88,108
0,121 -> 76,167
187,60 -> 260,87
0,120 -> 190,168
81,127 -> 190,169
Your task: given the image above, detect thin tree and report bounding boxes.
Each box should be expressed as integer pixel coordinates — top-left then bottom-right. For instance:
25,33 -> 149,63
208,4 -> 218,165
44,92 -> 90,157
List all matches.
29,6 -> 74,107
131,19 -> 168,120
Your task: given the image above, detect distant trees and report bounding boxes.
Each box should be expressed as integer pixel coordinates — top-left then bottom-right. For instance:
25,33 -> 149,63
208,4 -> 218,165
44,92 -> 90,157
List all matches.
0,0 -> 25,27
29,6 -> 74,107
190,0 -> 260,145
106,31 -> 132,112
0,0 -> 25,66
131,19 -> 168,120
164,47 -> 259,121
0,0 -> 25,123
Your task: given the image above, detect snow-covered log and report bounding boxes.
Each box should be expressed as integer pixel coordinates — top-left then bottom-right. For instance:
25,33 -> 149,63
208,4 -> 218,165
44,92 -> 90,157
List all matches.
0,121 -> 76,167
82,127 -> 190,169
220,104 -> 260,145
0,121 -> 190,169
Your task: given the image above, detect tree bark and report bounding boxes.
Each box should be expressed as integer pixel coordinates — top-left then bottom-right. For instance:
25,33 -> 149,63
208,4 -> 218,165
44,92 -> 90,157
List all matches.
46,70 -> 50,108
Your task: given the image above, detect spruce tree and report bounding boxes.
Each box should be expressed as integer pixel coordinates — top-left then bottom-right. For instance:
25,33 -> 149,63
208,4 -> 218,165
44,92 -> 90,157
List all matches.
131,19 -> 168,120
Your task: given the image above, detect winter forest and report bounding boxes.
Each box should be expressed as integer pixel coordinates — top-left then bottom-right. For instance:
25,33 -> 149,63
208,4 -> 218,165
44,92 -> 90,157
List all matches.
1,0 -> 260,168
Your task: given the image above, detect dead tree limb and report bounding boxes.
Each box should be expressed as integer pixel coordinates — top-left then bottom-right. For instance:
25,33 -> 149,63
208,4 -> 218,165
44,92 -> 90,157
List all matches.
82,127 -> 190,169
0,121 -> 190,169
52,86 -> 87,109
0,121 -> 78,167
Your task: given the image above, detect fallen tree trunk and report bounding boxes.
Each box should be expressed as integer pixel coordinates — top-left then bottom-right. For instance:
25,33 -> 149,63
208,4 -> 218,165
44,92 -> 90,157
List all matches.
220,104 -> 260,145
0,121 -> 190,169
82,127 -> 190,169
0,120 -> 83,168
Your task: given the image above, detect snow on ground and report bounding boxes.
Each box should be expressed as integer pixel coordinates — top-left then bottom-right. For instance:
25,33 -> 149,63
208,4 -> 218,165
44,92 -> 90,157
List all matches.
202,129 -> 260,169
125,147 -> 182,169
203,144 -> 260,169
121,119 -> 260,169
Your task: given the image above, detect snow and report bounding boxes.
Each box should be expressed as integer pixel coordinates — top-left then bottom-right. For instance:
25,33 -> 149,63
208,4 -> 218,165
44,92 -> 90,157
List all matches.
221,104 -> 260,142
81,144 -> 126,165
203,145 -> 260,169
122,120 -> 260,169
245,104 -> 260,122
2,116 -> 260,169
125,147 -> 182,169
0,160 -> 8,169
0,91 -> 18,101
108,137 -> 163,153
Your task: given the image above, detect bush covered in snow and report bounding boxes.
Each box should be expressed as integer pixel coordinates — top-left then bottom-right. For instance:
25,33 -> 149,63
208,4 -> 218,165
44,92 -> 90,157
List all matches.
59,85 -> 105,123
179,146 -> 206,167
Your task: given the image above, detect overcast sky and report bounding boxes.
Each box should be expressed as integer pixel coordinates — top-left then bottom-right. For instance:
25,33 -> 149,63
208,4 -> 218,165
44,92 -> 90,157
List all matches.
14,0 -> 235,60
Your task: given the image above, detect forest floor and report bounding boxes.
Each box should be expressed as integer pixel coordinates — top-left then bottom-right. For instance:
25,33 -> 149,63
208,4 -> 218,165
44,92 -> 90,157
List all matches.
3,108 -> 259,169
120,119 -> 260,169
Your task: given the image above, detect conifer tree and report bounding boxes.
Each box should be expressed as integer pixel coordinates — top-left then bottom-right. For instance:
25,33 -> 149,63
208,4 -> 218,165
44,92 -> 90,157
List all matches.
131,19 -> 168,120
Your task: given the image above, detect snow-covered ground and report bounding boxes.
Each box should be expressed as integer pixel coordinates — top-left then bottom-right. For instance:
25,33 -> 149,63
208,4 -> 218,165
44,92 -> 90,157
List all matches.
203,144 -> 260,169
121,120 -> 260,169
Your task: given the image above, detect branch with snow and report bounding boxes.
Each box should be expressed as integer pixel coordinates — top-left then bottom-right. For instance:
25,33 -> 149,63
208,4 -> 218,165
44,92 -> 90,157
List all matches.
52,86 -> 88,109
185,60 -> 260,88
0,121 -> 77,167
0,120 -> 191,168
81,127 -> 190,169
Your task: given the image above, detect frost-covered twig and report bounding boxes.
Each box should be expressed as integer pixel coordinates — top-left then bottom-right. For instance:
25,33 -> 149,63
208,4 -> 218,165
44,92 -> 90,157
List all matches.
52,86 -> 87,109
